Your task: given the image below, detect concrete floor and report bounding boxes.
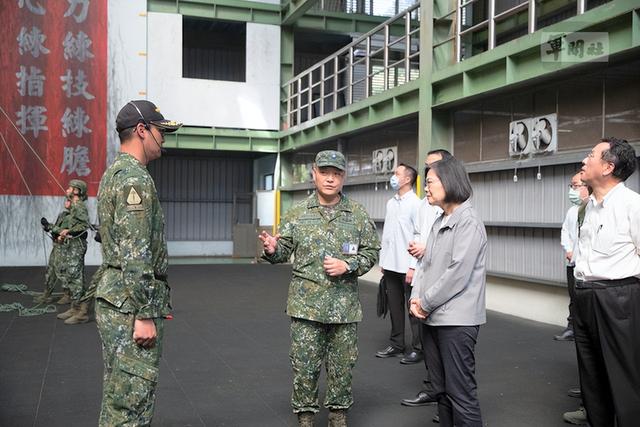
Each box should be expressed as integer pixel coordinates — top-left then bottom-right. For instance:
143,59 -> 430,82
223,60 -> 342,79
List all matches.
0,264 -> 581,426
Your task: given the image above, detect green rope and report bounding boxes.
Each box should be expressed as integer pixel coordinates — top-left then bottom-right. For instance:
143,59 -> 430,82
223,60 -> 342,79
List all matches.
1,283 -> 28,293
0,302 -> 57,316
0,283 -> 60,316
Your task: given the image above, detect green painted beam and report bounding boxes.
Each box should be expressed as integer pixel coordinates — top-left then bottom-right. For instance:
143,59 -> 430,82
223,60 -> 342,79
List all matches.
418,0 -> 434,172
292,11 -> 393,33
280,80 -> 420,151
431,0 -> 640,107
282,0 -> 319,26
164,126 -> 279,152
148,0 -> 281,25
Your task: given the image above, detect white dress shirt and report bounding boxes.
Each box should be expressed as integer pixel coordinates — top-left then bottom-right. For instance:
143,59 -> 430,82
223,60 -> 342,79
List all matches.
379,190 -> 421,273
561,205 -> 579,266
410,201 -> 442,290
574,183 -> 640,281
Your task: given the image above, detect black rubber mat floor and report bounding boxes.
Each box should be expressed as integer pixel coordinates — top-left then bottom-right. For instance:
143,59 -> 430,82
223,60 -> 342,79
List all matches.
0,264 -> 580,426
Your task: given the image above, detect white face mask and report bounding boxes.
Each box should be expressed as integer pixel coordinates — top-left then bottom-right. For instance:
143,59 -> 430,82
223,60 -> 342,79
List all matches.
390,175 -> 400,191
568,188 -> 582,206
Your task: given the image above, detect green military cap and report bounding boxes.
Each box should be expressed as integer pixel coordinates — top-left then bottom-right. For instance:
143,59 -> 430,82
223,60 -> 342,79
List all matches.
315,150 -> 346,171
69,179 -> 88,200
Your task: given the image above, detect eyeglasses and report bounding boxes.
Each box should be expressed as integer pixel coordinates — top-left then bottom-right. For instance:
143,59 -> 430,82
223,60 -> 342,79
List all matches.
425,178 -> 441,187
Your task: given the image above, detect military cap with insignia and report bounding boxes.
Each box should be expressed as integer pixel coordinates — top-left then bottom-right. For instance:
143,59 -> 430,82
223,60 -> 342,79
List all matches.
315,150 -> 346,171
116,100 -> 182,133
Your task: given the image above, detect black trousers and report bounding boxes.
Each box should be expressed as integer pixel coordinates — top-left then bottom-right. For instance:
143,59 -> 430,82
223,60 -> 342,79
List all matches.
573,281 -> 640,427
423,324 -> 482,427
565,265 -> 576,328
384,269 -> 421,351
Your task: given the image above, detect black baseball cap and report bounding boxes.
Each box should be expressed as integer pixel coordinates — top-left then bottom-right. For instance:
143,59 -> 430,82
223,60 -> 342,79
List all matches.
116,100 -> 182,133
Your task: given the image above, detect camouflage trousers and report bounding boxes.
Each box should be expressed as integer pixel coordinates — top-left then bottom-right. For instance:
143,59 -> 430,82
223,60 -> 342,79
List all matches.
43,244 -> 65,296
96,299 -> 164,427
290,317 -> 358,413
62,239 -> 87,301
80,265 -> 105,303
44,239 -> 86,300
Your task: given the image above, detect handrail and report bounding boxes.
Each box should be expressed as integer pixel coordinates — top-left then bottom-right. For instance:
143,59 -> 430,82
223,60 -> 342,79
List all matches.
284,2 -> 420,86
283,2 -> 421,128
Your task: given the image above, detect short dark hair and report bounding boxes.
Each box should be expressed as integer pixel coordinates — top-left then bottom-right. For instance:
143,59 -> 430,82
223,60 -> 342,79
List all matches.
429,156 -> 473,204
425,149 -> 453,178
601,137 -> 637,182
398,163 -> 417,187
118,126 -> 136,143
427,149 -> 453,160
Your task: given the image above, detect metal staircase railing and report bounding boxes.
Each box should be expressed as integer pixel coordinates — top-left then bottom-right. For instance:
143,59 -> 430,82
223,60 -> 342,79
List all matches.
282,2 -> 420,130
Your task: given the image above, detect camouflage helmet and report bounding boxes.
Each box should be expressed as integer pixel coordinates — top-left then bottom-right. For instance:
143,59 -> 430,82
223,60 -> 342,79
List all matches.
68,179 -> 88,200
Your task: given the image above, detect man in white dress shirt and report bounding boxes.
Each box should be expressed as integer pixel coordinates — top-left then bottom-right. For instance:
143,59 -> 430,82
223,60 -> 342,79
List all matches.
555,172 -> 590,341
572,137 -> 640,427
375,163 -> 423,364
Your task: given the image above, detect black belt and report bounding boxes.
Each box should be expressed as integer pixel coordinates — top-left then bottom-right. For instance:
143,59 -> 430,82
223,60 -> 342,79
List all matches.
106,264 -> 166,281
576,277 -> 640,289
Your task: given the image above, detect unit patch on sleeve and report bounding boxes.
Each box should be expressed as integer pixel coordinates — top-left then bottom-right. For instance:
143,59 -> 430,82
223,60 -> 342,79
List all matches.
125,186 -> 144,212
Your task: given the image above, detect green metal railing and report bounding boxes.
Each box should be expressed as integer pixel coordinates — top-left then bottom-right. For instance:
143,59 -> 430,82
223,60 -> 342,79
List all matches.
283,2 -> 420,129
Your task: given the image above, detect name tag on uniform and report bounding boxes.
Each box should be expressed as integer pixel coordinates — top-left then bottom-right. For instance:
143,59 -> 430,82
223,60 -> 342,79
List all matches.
342,242 -> 358,255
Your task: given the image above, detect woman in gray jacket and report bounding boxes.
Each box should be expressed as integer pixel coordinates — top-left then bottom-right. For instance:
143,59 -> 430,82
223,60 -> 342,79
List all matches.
410,156 -> 487,427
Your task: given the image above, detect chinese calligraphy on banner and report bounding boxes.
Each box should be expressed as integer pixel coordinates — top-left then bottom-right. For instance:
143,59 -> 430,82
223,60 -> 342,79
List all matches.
0,0 -> 107,196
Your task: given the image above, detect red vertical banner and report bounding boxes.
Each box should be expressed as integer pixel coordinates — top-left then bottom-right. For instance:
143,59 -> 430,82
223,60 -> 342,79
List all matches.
0,0 -> 107,196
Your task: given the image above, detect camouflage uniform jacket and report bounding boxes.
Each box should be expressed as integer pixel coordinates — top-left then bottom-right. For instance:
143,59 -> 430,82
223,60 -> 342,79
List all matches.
56,199 -> 89,267
48,209 -> 70,267
58,199 -> 90,239
97,153 -> 170,319
50,209 -> 70,239
264,192 -> 380,324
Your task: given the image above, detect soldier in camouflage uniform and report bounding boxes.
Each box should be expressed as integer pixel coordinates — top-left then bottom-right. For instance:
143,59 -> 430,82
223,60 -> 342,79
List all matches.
95,100 -> 181,426
36,197 -> 73,304
37,180 -> 89,305
56,179 -> 91,324
259,150 -> 380,427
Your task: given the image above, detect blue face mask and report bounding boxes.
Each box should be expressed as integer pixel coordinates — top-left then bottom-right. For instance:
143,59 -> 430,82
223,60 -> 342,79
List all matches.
568,188 -> 582,206
390,175 -> 400,191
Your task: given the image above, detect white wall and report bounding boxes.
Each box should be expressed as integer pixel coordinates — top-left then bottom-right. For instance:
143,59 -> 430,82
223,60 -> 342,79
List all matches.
147,13 -> 281,130
108,0 -> 148,164
485,276 -> 569,327
0,196 -> 102,266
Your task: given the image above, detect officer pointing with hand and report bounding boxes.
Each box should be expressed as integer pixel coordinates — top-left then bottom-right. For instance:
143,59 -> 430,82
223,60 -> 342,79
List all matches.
259,150 -> 380,427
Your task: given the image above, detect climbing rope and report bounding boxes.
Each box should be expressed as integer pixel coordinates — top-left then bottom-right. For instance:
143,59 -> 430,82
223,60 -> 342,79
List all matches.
0,283 -> 60,316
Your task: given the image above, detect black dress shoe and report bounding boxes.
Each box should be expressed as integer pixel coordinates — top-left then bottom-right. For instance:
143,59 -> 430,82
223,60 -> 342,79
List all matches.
567,387 -> 581,398
401,391 -> 437,407
400,351 -> 423,365
554,328 -> 574,341
376,346 -> 403,358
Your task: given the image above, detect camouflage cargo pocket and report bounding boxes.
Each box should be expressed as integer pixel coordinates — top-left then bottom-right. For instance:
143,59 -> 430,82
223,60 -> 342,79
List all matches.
111,354 -> 159,412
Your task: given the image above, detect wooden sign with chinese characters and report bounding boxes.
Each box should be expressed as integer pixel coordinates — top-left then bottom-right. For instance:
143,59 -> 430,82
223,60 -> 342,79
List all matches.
0,0 -> 107,196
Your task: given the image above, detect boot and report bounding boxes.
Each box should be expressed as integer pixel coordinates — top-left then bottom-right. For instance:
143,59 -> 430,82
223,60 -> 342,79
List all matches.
297,411 -> 314,427
57,302 -> 78,320
65,302 -> 90,324
328,409 -> 347,427
56,289 -> 71,305
563,406 -> 588,425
